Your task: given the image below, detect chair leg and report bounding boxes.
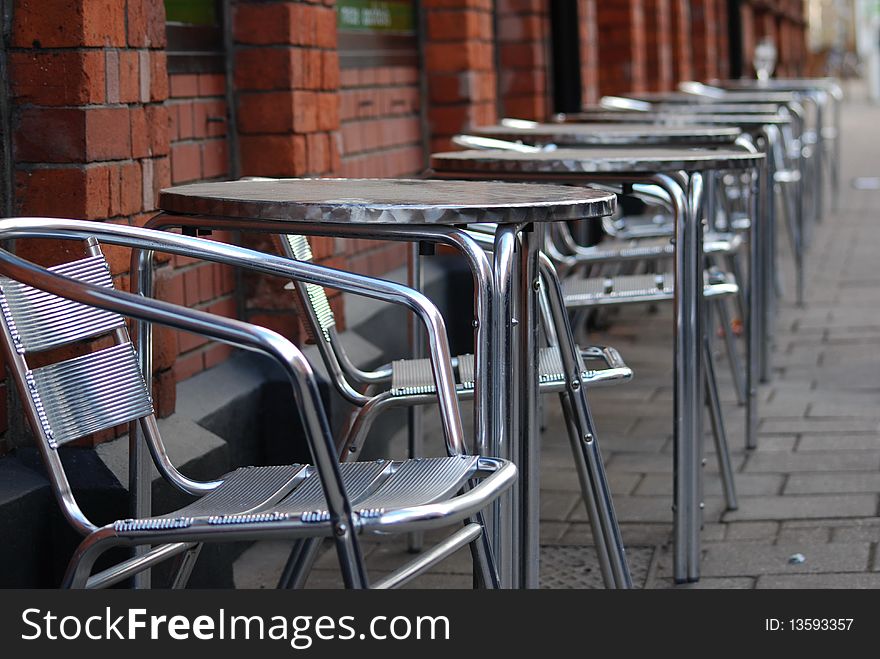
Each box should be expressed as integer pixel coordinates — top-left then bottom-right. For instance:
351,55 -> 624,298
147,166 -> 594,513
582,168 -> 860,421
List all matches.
725,252 -> 747,323
169,543 -> 202,589
704,336 -> 738,511
468,512 -> 500,589
277,537 -> 324,589
714,298 -> 747,406
558,391 -> 632,589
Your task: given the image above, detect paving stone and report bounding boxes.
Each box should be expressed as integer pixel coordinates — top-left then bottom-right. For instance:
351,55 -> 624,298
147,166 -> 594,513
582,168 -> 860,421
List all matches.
744,451 -> 880,473
830,520 -> 880,543
699,542 -> 871,576
756,573 -> 880,589
539,466 -> 640,496
569,496 -> 725,524
785,472 -> 880,494
659,577 -> 756,589
723,495 -> 877,521
635,473 -> 783,497
797,434 -> 880,451
775,523 -> 832,544
540,491 -> 579,522
559,522 -> 672,547
724,522 -> 780,542
759,417 -> 880,434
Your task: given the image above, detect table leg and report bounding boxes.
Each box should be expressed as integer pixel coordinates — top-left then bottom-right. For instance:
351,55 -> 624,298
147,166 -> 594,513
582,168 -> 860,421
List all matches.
758,129 -> 775,384
747,161 -> 763,451
814,94 -> 825,221
407,243 -> 424,553
518,224 -> 543,589
493,225 -> 519,588
664,171 -> 705,583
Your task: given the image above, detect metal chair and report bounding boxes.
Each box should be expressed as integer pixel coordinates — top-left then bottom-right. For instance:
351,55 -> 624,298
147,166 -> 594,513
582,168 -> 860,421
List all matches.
0,217 -> 515,589
278,232 -> 635,589
453,134 -> 750,410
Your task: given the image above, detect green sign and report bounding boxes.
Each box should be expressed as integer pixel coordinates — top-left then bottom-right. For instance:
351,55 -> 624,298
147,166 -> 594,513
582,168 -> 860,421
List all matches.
164,0 -> 217,26
336,1 -> 415,33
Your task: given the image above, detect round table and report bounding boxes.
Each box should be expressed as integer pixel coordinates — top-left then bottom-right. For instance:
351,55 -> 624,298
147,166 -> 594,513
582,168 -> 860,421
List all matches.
430,147 -> 765,584
155,178 -> 617,590
625,90 -> 800,105
548,113 -> 791,130
472,122 -> 741,147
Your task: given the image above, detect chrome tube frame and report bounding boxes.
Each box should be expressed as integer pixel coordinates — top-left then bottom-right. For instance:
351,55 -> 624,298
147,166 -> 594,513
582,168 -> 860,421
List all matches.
145,215 -> 494,457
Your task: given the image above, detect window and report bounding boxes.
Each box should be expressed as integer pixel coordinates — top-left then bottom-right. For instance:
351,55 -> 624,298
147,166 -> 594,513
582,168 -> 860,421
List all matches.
337,0 -> 418,68
165,0 -> 224,74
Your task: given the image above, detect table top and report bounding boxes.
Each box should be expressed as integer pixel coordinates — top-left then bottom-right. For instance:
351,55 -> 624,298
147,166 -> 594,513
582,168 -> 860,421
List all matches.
642,103 -> 783,114
430,147 -> 765,176
158,178 -> 617,226
712,78 -> 840,93
556,112 -> 790,128
473,122 -> 741,146
625,90 -> 800,104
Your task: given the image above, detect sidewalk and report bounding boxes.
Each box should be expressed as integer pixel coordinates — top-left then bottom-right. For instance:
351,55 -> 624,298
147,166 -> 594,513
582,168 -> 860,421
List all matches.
235,96 -> 880,589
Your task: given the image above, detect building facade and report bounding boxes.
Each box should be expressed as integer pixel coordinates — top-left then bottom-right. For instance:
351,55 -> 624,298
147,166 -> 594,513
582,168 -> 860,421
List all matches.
0,0 -> 808,453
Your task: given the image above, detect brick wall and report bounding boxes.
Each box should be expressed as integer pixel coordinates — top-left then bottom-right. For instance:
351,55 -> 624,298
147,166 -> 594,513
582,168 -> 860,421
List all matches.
496,0 -> 551,120
671,0 -> 694,83
578,0 -> 599,106
339,66 -> 423,178
645,0 -> 674,92
230,0 -> 344,350
596,0 -> 647,96
424,0 -> 496,152
690,0 -> 719,81
7,0 -> 171,441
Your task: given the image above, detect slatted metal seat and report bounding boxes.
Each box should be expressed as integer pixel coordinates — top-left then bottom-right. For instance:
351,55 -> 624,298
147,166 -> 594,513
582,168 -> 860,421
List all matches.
563,270 -> 738,307
121,456 -> 479,529
0,219 -> 516,591
390,345 -> 631,397
278,231 -> 634,589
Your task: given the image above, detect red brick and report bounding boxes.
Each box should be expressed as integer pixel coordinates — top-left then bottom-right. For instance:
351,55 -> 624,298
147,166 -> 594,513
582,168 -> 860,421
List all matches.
170,74 -> 199,98
171,142 -> 201,183
85,107 -> 132,161
150,51 -> 169,101
204,343 -> 234,369
119,161 -> 143,216
235,48 -> 301,91
316,92 -> 340,131
322,51 -> 340,90
145,104 -> 171,156
306,132 -> 330,173
201,140 -> 229,179
197,73 -> 226,96
14,108 -> 86,163
173,350 -> 203,383
234,2 -> 297,45
127,0 -> 167,48
175,102 -> 195,139
12,0 -> 126,48
428,11 -> 485,41
315,6 -> 337,48
118,50 -> 141,102
193,100 -> 227,138
247,313 -> 302,343
237,91 -> 317,134
10,50 -> 106,106
239,134 -> 307,177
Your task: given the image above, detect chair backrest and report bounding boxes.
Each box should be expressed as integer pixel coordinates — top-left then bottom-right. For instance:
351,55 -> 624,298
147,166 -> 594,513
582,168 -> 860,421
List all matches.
278,234 -> 337,343
0,241 -> 154,451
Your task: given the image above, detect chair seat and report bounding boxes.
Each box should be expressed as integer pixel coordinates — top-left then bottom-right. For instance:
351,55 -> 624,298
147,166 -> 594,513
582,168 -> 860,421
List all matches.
390,345 -> 632,397
605,217 -> 744,253
563,271 -> 738,308
116,456 -> 480,532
